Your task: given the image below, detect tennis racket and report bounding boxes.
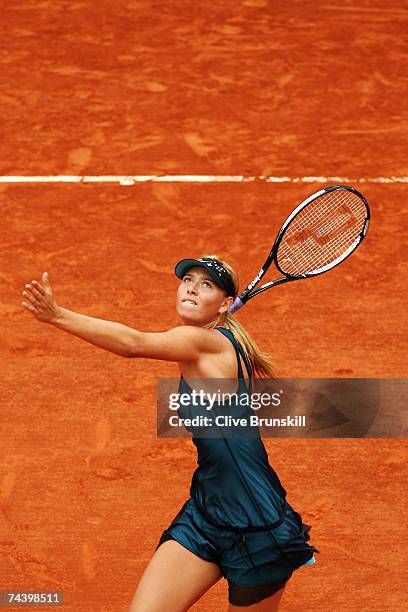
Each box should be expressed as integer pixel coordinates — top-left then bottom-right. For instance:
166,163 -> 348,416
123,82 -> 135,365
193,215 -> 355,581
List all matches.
228,185 -> 370,314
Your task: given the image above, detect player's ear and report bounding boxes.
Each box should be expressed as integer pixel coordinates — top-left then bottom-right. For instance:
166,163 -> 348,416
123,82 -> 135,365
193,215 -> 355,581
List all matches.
219,296 -> 234,314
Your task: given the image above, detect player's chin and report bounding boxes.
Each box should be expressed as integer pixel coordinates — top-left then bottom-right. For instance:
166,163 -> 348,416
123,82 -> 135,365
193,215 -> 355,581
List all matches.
176,302 -> 201,323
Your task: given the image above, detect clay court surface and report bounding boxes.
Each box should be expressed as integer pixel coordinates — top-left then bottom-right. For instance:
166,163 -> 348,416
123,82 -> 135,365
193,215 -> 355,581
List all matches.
1,1 -> 407,610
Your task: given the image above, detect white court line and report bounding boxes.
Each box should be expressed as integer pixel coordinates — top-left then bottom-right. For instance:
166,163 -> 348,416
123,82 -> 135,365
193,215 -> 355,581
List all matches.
0,175 -> 407,185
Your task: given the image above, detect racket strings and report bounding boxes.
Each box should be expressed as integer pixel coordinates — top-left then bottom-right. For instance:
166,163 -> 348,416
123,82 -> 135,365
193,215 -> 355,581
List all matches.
277,190 -> 367,275
280,205 -> 362,273
281,199 -> 366,273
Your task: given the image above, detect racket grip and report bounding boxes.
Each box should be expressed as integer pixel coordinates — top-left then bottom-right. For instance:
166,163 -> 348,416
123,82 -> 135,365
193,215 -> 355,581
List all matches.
228,296 -> 243,314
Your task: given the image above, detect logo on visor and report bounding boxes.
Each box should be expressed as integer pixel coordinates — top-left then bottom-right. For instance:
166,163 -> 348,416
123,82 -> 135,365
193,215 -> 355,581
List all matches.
199,259 -> 226,274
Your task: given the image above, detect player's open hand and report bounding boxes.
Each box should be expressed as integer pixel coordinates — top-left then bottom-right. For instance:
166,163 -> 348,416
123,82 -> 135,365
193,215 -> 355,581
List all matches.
21,272 -> 60,324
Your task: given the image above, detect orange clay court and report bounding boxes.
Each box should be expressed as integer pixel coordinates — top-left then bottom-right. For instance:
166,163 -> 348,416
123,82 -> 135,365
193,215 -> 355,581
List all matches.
1,1 -> 407,610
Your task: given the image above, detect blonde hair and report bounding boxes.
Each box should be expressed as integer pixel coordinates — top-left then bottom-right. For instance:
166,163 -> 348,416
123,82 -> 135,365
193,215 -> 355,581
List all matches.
202,255 -> 275,378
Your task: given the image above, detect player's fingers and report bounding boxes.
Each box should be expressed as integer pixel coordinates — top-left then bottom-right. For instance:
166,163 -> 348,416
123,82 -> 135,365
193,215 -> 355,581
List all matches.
22,289 -> 41,306
21,301 -> 38,313
31,280 -> 45,295
26,284 -> 43,300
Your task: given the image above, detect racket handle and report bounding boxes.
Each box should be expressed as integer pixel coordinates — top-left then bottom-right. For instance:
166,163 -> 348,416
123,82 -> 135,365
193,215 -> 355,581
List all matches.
228,296 -> 244,314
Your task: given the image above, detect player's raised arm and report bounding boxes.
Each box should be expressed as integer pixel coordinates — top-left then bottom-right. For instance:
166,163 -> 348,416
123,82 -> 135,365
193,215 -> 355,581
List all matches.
126,326 -> 225,361
20,272 -> 225,361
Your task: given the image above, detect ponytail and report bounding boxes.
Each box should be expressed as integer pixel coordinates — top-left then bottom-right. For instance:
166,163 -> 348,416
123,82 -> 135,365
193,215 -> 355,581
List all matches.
223,314 -> 275,378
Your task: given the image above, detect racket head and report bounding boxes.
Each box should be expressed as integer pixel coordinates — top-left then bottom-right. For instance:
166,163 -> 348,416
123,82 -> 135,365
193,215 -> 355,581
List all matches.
273,185 -> 370,278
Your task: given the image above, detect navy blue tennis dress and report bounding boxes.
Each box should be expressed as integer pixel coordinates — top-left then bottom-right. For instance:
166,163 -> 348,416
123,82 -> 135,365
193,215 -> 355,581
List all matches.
156,327 -> 319,607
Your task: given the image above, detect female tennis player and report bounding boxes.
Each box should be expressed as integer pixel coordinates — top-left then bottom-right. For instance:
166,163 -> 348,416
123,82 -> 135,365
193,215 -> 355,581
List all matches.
21,256 -> 318,611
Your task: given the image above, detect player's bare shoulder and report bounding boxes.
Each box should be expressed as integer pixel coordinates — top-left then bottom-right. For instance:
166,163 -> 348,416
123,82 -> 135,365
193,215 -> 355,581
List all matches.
173,325 -> 232,356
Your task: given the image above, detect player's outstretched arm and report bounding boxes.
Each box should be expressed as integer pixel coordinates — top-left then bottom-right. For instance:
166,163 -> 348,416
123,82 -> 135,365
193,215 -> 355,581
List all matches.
21,273 -> 223,361
21,272 -> 141,358
127,326 -> 225,362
